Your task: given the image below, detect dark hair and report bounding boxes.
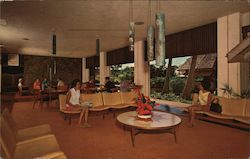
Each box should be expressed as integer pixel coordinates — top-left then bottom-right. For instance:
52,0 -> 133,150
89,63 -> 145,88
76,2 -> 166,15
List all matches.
105,77 -> 110,80
201,80 -> 210,91
71,79 -> 81,88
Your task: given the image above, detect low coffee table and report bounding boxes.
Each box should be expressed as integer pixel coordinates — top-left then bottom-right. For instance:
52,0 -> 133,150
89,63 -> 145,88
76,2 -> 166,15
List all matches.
117,111 -> 182,147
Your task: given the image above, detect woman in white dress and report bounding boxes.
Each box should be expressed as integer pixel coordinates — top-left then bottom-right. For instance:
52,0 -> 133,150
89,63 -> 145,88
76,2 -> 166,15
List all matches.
66,79 -> 90,127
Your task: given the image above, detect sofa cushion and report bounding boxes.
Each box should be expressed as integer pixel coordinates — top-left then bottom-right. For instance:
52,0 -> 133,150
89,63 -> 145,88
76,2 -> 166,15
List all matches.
59,94 -> 67,111
14,135 -> 61,159
0,117 -> 17,159
102,92 -> 122,106
2,109 -> 18,134
16,124 -> 52,142
218,97 -> 245,117
81,93 -> 104,108
120,91 -> 137,105
245,99 -> 250,118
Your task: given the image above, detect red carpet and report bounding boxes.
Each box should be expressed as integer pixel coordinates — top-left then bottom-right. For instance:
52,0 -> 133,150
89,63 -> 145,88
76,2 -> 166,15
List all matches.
4,100 -> 250,159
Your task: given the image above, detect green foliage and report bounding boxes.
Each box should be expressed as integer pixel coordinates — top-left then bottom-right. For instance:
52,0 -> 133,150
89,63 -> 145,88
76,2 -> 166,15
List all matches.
169,76 -> 185,95
111,65 -> 133,84
150,91 -> 192,104
150,77 -> 165,88
220,84 -> 233,97
220,84 -> 250,99
233,87 -> 250,99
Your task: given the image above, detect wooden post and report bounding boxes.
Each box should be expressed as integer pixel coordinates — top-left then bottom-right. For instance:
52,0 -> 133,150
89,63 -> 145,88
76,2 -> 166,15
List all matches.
162,57 -> 172,93
182,55 -> 197,99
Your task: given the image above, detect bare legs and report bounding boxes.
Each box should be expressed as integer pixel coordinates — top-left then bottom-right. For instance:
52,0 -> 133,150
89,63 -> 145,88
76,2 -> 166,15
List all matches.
188,105 -> 208,127
78,107 -> 89,125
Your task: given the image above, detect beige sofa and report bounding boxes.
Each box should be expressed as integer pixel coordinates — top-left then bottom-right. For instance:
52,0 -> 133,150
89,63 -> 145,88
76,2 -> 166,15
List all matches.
59,91 -> 137,119
0,109 -> 67,159
195,96 -> 250,129
81,91 -> 137,110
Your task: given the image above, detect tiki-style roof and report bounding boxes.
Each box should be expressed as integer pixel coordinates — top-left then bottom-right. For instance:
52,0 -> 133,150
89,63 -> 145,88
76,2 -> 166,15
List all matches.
177,53 -> 217,71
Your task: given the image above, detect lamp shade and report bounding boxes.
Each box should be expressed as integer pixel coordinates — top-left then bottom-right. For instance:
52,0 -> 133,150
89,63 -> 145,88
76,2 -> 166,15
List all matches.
129,22 -> 135,52
155,12 -> 166,66
52,34 -> 56,55
147,25 -> 154,61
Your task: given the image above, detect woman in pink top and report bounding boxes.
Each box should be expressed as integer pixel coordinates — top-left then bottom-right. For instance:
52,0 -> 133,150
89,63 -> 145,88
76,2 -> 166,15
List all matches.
33,79 -> 41,90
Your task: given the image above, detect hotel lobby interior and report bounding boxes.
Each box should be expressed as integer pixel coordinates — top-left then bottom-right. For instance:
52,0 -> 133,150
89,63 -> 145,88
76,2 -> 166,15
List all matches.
0,1 -> 250,159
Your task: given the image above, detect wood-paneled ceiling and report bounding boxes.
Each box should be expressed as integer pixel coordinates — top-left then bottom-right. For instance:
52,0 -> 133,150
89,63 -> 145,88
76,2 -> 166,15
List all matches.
0,0 -> 249,58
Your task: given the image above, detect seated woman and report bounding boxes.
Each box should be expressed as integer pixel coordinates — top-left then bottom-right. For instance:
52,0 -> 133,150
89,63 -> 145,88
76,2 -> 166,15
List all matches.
33,79 -> 41,90
188,81 -> 213,127
66,79 -> 90,128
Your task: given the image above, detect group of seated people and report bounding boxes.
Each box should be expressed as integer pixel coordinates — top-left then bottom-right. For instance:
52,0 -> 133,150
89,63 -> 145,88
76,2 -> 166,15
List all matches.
18,75 -> 215,128
17,77 -> 66,96
33,78 -> 65,91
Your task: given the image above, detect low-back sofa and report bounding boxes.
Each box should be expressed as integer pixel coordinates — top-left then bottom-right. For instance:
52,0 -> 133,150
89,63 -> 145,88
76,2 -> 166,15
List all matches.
59,91 -> 138,123
194,96 -> 250,129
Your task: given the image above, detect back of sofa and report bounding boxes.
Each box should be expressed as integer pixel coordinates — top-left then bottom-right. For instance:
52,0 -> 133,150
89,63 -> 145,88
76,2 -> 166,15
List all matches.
81,93 -> 103,108
245,99 -> 250,118
120,91 -> 137,106
102,92 -> 123,106
218,97 -> 246,117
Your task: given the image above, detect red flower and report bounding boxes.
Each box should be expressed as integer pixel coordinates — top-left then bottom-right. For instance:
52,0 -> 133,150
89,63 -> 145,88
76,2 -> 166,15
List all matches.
134,90 -> 158,115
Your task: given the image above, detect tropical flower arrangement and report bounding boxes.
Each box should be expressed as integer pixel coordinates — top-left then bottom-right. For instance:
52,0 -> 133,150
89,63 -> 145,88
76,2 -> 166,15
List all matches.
134,89 -> 158,117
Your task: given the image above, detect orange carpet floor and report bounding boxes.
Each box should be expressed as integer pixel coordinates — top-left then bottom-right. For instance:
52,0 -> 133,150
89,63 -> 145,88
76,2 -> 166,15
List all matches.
3,98 -> 250,159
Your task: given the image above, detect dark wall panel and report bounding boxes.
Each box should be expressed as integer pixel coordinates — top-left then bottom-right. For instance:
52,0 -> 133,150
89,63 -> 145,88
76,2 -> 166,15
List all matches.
24,55 -> 82,86
107,46 -> 134,66
84,22 -> 217,68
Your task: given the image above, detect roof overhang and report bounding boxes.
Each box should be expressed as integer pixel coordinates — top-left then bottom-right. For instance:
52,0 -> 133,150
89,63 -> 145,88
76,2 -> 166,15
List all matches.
227,35 -> 250,63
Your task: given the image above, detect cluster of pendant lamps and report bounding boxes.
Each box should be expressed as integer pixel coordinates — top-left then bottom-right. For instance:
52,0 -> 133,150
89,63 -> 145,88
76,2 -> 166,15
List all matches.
129,0 -> 166,66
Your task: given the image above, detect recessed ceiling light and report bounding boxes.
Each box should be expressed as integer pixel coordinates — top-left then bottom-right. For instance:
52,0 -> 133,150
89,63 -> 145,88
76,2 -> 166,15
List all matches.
22,38 -> 30,41
135,21 -> 144,25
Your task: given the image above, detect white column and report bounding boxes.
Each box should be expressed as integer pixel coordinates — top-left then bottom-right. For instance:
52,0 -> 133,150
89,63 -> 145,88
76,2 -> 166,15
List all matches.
82,58 -> 89,83
0,51 -> 2,94
217,12 -> 246,96
134,41 -> 150,96
99,52 -> 110,85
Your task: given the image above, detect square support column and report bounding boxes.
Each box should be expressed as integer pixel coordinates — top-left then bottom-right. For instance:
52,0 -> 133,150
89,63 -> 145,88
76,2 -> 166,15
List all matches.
0,51 -> 1,94
217,12 -> 249,96
134,41 -> 150,96
82,58 -> 89,83
100,52 -> 110,85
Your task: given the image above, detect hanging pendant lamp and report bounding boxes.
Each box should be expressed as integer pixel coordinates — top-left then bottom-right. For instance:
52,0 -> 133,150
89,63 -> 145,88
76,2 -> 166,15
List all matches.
147,0 -> 154,61
52,34 -> 56,55
128,0 -> 134,52
129,22 -> 135,52
147,25 -> 154,61
155,12 -> 166,66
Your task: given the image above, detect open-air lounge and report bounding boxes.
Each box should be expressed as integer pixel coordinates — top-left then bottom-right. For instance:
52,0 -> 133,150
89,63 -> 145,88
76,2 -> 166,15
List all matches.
0,1 -> 249,159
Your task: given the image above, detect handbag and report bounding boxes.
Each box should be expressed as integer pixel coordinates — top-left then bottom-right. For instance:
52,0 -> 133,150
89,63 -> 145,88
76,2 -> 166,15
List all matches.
210,103 -> 222,113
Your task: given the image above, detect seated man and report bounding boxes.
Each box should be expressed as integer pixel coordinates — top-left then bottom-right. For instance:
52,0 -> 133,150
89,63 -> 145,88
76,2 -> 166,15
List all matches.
104,77 -> 117,93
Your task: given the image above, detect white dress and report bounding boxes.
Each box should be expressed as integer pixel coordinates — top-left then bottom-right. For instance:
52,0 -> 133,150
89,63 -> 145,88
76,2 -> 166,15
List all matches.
69,88 -> 80,105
